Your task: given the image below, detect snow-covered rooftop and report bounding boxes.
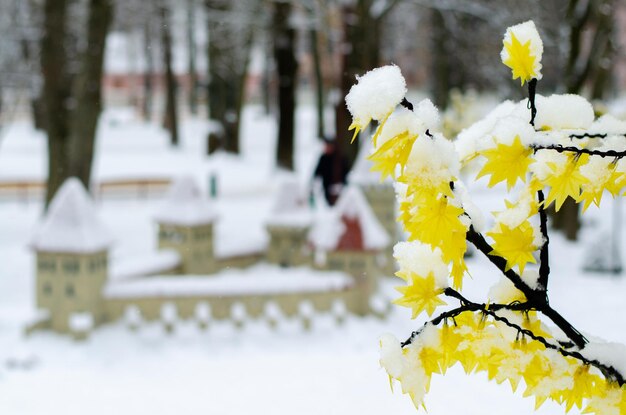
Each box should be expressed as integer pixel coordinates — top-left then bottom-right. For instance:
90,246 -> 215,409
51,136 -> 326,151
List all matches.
31,178 -> 112,253
154,176 -> 217,226
309,186 -> 389,252
110,249 -> 181,281
265,177 -> 312,228
104,264 -> 353,299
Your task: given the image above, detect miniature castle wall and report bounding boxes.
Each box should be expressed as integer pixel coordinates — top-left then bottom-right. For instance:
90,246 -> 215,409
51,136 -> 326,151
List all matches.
28,178 -> 392,339
157,223 -> 216,274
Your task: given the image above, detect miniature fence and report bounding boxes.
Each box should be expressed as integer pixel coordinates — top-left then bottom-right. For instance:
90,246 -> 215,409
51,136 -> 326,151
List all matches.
63,290 -> 391,340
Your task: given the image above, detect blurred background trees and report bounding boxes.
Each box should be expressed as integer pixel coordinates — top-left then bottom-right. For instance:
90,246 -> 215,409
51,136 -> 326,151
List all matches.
0,0 -> 624,235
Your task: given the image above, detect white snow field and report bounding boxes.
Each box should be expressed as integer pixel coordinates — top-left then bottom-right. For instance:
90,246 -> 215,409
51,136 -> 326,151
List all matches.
1,104 -> 626,414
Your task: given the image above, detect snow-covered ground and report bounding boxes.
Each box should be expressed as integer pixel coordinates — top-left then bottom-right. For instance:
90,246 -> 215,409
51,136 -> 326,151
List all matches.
1,104 -> 626,414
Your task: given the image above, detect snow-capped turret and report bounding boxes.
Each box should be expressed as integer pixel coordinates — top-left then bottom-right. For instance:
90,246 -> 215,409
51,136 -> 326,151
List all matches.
154,176 -> 217,226
31,177 -> 111,253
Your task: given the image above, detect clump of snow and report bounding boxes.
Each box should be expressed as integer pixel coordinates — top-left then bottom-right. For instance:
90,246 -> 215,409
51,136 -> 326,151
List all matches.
375,108 -> 423,149
455,100 -> 530,163
345,65 -> 407,129
582,341 -> 626,381
415,99 -> 440,131
488,277 -> 525,304
404,132 -> 460,185
393,241 -> 448,287
124,305 -> 142,326
68,312 -> 94,332
309,186 -> 389,251
493,191 -> 536,230
31,178 -> 112,253
379,333 -> 403,378
589,114 -> 626,136
453,181 -> 486,232
535,94 -> 594,130
154,175 -> 217,226
500,20 -> 543,80
521,269 -> 540,290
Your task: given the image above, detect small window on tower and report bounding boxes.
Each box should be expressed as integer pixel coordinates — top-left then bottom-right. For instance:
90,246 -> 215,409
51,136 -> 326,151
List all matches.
66,284 -> 75,297
43,282 -> 52,295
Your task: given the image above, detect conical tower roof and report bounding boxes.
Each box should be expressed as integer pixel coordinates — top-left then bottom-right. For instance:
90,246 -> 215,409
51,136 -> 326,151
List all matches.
154,176 -> 217,226
31,178 -> 111,253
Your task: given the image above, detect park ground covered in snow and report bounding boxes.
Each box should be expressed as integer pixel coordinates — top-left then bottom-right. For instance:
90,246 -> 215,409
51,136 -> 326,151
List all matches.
1,103 -> 626,414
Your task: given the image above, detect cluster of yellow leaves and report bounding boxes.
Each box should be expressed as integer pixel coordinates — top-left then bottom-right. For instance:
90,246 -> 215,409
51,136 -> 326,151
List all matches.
366,118 -> 469,290
401,195 -> 467,288
383,311 -> 625,414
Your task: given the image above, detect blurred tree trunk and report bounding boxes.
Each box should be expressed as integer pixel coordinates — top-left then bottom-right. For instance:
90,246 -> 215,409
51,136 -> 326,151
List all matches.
41,0 -> 72,207
555,0 -> 616,240
334,0 -> 397,171
68,0 -> 113,189
160,2 -> 179,146
142,21 -> 154,121
41,0 -> 113,206
310,25 -> 325,139
205,0 -> 254,154
273,1 -> 297,171
187,0 -> 199,115
430,9 -> 451,109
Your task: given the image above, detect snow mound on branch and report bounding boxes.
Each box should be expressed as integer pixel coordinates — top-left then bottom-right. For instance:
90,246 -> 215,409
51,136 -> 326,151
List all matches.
582,341 -> 626,378
154,176 -> 217,226
535,94 -> 594,130
415,99 -> 440,131
31,178 -> 111,253
345,65 -> 407,127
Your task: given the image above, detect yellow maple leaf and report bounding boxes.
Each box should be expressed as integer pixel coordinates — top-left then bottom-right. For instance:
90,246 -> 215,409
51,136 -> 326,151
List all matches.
488,221 -> 538,275
393,272 -> 446,318
420,346 -> 444,377
502,32 -> 538,86
543,154 -> 589,211
368,131 -> 418,180
477,136 -> 533,189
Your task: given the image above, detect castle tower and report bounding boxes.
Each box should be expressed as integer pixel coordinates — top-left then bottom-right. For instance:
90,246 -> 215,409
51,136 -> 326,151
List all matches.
265,178 -> 312,267
155,176 -> 217,274
31,178 -> 111,334
349,142 -> 397,275
308,186 -> 390,314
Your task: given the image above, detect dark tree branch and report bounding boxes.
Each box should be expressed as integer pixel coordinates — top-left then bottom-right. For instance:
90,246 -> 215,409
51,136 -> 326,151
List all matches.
532,145 -> 626,159
537,190 -> 550,290
402,295 -> 622,385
